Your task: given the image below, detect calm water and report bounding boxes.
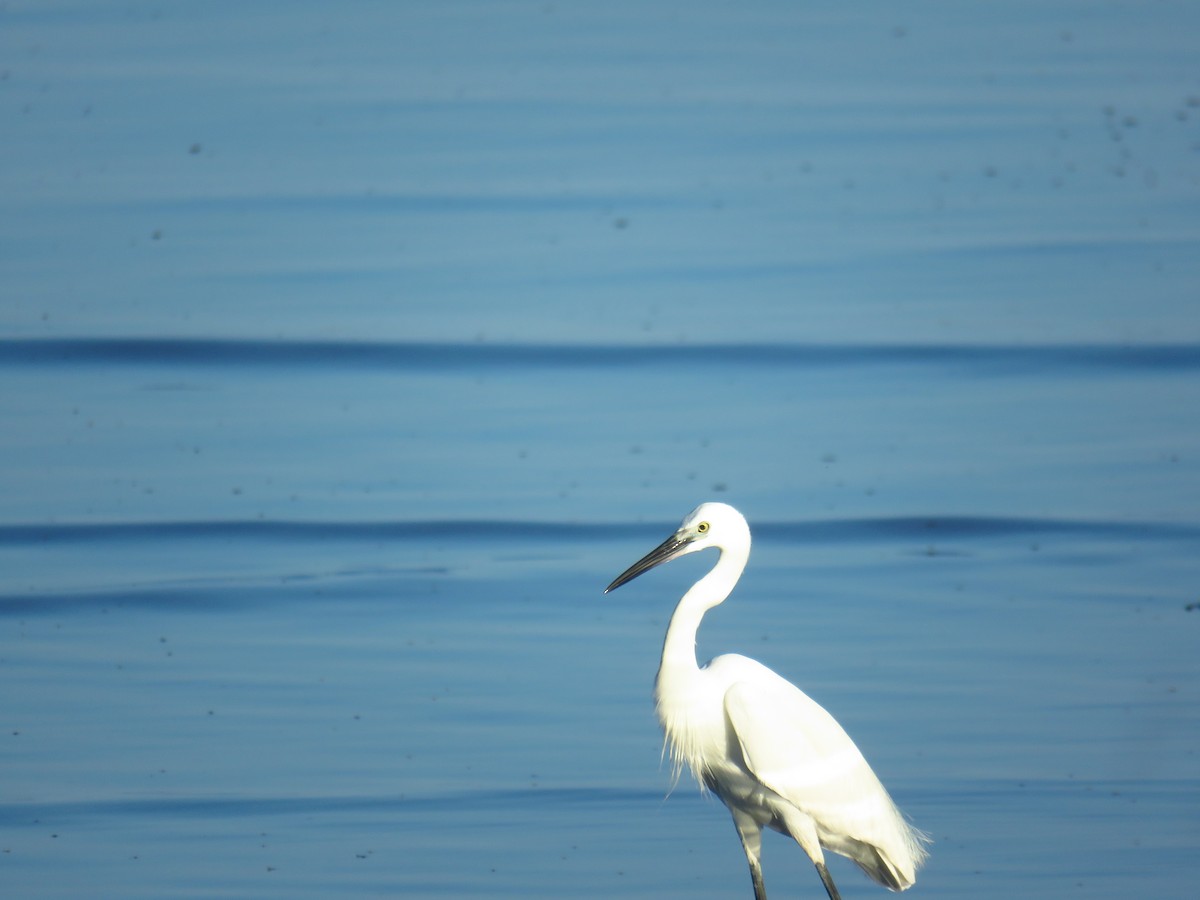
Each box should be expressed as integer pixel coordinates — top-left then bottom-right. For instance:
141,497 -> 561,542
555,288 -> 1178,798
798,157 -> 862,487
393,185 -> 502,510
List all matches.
2,3 -> 1198,898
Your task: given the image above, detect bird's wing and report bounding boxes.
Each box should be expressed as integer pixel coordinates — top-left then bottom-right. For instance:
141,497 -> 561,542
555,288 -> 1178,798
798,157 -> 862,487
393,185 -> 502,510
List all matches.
723,674 -> 899,845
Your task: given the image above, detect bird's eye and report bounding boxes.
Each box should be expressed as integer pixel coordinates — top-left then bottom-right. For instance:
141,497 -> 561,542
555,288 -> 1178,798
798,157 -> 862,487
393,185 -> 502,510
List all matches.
697,522 -> 710,534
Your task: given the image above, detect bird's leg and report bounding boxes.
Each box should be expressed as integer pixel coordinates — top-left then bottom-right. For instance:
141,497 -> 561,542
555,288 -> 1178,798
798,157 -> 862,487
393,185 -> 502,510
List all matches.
815,860 -> 842,900
748,855 -> 767,900
730,813 -> 768,900
777,807 -> 841,900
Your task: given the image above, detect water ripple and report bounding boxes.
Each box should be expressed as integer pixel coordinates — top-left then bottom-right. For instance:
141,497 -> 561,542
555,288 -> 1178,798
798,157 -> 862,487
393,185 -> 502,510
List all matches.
0,786 -> 660,825
0,515 -> 1194,546
3,338 -> 1200,374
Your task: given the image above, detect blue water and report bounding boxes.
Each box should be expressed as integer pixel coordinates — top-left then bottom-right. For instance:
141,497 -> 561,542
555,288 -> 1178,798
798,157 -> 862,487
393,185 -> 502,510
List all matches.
2,2 -> 1198,898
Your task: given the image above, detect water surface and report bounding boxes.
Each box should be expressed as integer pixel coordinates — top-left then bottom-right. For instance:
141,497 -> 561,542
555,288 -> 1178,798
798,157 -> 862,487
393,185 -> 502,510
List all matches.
2,2 -> 1198,897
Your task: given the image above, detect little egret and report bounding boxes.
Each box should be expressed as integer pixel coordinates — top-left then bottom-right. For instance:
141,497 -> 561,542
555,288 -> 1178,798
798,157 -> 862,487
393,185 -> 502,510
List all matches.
605,502 -> 927,900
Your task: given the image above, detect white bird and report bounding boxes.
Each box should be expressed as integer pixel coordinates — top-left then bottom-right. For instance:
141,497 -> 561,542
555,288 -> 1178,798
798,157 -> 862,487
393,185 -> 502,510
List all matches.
605,502 -> 927,900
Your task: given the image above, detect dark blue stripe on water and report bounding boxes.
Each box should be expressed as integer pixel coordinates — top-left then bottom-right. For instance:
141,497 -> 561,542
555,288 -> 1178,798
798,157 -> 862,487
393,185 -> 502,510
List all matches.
0,516 -> 1194,546
3,516 -> 1193,614
3,338 -> 1200,374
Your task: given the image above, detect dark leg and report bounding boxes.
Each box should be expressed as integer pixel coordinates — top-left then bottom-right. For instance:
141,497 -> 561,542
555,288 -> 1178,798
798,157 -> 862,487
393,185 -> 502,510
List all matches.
815,860 -> 842,900
747,854 -> 767,900
731,814 -> 768,900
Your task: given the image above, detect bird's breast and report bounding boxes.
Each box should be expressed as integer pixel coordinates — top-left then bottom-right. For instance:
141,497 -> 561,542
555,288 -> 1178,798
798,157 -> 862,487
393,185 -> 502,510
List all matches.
654,665 -> 740,788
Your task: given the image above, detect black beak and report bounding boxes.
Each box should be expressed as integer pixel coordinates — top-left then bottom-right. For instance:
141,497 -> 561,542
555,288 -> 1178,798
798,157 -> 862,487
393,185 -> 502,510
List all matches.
605,531 -> 693,593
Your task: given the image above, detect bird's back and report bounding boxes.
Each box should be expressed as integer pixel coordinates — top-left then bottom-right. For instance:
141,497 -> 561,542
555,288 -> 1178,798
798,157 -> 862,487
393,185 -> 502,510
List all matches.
703,654 -> 927,889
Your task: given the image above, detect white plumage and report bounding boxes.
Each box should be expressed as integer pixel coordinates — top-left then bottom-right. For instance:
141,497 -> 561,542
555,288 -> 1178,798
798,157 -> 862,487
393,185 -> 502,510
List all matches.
606,502 -> 927,900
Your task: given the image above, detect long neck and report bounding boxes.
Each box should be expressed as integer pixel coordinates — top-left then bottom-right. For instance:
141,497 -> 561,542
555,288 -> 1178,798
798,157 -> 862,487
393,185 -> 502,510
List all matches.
658,543 -> 749,675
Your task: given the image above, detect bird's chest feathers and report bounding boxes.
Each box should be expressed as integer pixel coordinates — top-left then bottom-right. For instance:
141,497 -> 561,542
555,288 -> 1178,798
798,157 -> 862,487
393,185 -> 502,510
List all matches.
654,666 -> 738,787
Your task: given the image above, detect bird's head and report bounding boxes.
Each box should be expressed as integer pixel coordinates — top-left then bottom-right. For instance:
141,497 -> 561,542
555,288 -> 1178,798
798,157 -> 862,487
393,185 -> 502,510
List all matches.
604,502 -> 750,593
